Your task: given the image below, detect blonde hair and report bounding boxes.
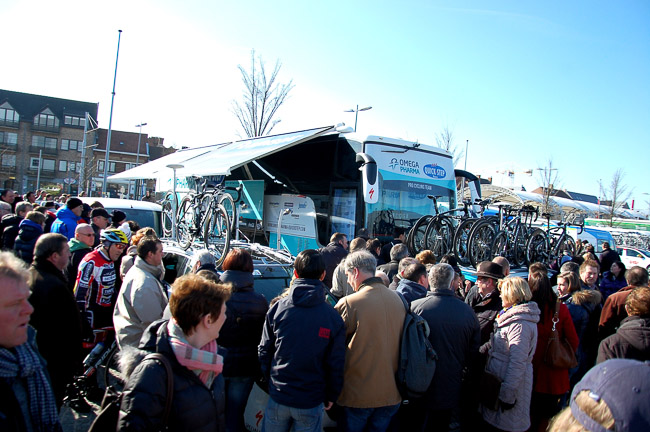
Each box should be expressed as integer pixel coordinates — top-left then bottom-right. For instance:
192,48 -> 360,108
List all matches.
548,390 -> 615,432
498,276 -> 532,305
415,250 -> 437,265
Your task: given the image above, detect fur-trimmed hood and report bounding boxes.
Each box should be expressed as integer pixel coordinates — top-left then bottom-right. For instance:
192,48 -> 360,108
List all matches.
118,319 -> 168,378
571,288 -> 602,311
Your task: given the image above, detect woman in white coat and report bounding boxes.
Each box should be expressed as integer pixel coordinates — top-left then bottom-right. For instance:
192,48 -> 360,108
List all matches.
480,277 -> 540,432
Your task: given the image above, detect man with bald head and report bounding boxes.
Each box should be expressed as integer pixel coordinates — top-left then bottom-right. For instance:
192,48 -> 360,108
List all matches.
66,223 -> 95,291
492,256 -> 510,277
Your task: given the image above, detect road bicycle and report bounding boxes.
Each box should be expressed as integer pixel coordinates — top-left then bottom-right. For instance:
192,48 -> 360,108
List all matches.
525,213 -> 582,267
489,205 -> 538,268
64,327 -> 121,413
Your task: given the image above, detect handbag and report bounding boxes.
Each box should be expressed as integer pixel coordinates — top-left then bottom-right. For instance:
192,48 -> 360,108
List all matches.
544,302 -> 578,369
479,369 -> 502,411
88,353 -> 174,432
243,382 -> 269,432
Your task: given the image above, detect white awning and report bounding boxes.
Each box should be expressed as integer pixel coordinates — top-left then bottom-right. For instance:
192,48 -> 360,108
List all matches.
108,126 -> 336,180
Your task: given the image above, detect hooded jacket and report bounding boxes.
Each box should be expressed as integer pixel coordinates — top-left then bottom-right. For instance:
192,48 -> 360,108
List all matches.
259,278 -> 345,409
395,278 -> 428,306
218,270 -> 268,377
117,320 -> 225,432
50,207 -> 80,240
13,219 -> 43,263
114,256 -> 168,349
480,301 -> 540,432
597,316 -> 650,363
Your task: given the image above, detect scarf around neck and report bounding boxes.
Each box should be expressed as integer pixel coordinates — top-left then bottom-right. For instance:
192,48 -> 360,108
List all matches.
0,329 -> 61,432
167,319 -> 223,388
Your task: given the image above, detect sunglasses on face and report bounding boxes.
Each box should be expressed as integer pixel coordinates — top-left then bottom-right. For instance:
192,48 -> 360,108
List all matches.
113,243 -> 127,250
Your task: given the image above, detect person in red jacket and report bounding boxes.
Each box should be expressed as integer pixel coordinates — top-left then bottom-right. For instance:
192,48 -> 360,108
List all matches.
528,271 -> 579,432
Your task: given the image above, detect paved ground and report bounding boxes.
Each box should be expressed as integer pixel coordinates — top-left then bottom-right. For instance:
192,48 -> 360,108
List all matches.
60,401 -> 98,432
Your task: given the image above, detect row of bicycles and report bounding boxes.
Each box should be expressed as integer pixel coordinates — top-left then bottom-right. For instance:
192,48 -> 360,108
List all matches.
611,231 -> 650,251
406,196 -> 583,269
160,177 -> 241,265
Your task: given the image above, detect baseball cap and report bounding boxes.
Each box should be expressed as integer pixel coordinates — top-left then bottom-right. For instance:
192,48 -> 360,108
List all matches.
570,359 -> 650,432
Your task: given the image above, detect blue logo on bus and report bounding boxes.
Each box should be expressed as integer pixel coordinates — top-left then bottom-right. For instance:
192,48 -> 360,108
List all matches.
423,164 -> 446,179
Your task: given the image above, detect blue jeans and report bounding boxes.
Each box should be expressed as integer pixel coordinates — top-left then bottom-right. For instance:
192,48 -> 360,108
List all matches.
225,376 -> 255,432
263,398 -> 323,432
340,404 -> 401,432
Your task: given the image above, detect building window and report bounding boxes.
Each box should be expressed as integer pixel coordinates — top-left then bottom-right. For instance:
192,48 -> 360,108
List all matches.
70,161 -> 77,172
30,158 -> 40,169
120,141 -> 125,146
59,160 -> 68,171
64,115 -> 86,127
97,160 -> 116,173
42,159 -> 55,171
32,135 -> 57,149
1,155 -> 16,167
61,139 -> 81,151
33,112 -> 59,128
0,131 -> 18,145
0,103 -> 19,123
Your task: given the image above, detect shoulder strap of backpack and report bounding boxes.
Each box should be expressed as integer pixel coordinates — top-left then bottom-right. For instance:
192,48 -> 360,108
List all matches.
144,353 -> 174,427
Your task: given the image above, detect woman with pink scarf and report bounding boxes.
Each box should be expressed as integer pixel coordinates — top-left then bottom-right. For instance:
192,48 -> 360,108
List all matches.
117,273 -> 230,432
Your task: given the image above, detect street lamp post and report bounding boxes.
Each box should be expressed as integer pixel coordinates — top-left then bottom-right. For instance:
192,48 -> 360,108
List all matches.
132,122 -> 147,198
167,164 -> 184,241
344,105 -> 372,132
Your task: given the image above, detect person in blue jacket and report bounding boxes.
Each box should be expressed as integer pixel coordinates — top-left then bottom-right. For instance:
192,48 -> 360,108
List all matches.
258,249 -> 346,432
50,197 -> 83,240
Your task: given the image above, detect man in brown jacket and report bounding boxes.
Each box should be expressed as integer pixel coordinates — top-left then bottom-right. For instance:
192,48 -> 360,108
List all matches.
599,266 -> 649,339
334,250 -> 405,432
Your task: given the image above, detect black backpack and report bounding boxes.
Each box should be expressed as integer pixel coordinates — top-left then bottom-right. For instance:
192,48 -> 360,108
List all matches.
395,294 -> 437,401
88,353 -> 173,432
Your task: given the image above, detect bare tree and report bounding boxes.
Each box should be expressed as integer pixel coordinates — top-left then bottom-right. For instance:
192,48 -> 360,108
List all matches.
603,168 -> 632,226
536,159 -> 560,217
232,50 -> 294,138
435,125 -> 464,167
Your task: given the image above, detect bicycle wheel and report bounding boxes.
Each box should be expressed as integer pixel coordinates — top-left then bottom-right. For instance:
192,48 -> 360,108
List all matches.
490,231 -> 509,260
453,218 -> 477,267
99,344 -> 123,390
203,203 -> 231,266
177,195 -> 196,250
425,217 -> 454,260
525,228 -> 550,266
468,220 -> 497,269
218,192 -> 237,238
407,215 -> 433,256
161,190 -> 176,238
512,226 -> 530,268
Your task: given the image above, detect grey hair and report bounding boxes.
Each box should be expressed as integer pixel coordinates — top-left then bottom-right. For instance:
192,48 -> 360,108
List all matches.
193,249 -> 216,268
345,250 -> 377,275
390,243 -> 409,261
0,251 -> 29,284
398,257 -> 418,275
560,261 -> 580,274
429,263 -> 455,291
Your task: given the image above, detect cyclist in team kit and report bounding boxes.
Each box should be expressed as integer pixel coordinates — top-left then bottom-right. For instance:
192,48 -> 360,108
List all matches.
74,229 -> 129,342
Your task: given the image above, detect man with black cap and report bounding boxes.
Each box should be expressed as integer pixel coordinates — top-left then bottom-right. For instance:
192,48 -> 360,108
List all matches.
50,197 -> 83,240
465,260 -> 504,345
90,208 -> 110,247
109,210 -> 126,229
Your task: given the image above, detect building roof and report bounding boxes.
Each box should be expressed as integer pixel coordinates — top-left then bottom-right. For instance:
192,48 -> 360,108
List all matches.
566,190 -> 599,204
0,89 -> 98,120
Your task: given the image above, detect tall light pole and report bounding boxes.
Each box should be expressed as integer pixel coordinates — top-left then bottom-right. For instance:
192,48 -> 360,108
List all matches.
464,139 -> 469,171
344,105 -> 372,132
102,29 -> 123,196
132,122 -> 147,198
36,149 -> 42,190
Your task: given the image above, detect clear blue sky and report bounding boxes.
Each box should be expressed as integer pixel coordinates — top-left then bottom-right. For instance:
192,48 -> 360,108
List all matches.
3,0 -> 649,212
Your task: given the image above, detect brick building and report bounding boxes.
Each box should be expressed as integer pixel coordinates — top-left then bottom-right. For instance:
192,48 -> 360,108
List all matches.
0,89 -> 174,198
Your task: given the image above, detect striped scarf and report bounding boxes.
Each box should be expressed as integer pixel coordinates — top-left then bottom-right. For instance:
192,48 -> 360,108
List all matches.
167,319 -> 223,388
0,330 -> 62,432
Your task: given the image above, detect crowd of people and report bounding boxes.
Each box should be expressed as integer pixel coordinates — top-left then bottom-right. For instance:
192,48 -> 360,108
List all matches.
1,188 -> 649,432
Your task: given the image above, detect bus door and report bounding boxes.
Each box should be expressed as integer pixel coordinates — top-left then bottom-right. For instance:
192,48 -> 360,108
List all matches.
329,182 -> 362,241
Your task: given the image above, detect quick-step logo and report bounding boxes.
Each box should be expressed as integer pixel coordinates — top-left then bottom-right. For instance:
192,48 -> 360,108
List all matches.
423,164 -> 446,179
